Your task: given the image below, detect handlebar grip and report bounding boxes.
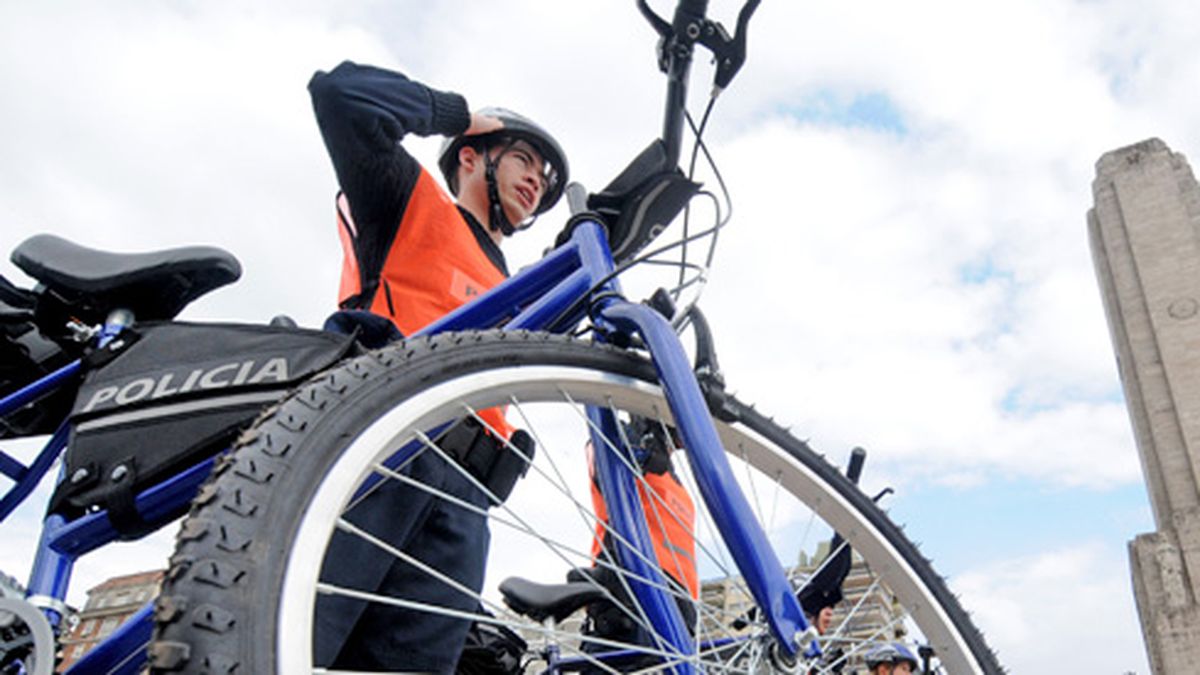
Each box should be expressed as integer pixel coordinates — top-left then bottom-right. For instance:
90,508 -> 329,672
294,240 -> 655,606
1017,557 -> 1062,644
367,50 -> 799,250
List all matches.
737,0 -> 761,30
847,447 -> 866,484
677,0 -> 709,17
565,182 -> 589,215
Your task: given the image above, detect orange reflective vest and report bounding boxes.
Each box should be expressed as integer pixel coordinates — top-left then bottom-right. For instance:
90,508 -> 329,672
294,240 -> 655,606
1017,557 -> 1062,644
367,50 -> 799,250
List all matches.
335,168 -> 512,437
588,443 -> 698,598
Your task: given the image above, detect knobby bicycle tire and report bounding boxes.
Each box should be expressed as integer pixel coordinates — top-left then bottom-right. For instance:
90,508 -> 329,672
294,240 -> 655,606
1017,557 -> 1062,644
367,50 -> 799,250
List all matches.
147,330 -> 1002,674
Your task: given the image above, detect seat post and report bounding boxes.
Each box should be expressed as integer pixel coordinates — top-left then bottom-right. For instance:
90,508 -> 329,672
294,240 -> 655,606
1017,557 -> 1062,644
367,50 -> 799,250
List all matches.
544,616 -> 561,670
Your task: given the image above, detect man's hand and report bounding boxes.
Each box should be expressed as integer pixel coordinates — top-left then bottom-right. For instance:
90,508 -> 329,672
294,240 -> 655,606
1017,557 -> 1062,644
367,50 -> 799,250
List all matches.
465,111 -> 504,136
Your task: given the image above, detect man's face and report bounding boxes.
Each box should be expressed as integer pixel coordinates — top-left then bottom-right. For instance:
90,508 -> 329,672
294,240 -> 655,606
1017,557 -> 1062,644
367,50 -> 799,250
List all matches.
488,139 -> 548,225
892,663 -> 913,675
815,606 -> 833,635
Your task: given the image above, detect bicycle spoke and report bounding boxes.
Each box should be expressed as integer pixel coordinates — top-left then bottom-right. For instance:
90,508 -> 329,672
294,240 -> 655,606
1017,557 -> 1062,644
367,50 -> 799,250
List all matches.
373,458 -> 688,609
504,391 -> 739,658
469,400 -> 706,649
740,448 -> 766,535
370,423 -> 705,665
314,583 -> 637,674
768,469 -> 782,535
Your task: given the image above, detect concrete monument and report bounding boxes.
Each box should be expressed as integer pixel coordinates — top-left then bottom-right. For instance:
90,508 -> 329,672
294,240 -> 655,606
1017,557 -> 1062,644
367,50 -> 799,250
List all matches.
1089,138 -> 1200,673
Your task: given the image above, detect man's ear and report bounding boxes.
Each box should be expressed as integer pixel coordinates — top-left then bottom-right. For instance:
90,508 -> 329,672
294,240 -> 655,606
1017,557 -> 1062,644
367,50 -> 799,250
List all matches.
454,145 -> 482,194
458,145 -> 480,173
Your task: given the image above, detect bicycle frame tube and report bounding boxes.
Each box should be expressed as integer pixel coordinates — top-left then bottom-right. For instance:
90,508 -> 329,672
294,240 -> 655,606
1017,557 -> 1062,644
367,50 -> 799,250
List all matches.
40,457 -> 215,559
551,636 -> 743,672
0,422 -> 70,523
416,220 -> 618,337
0,359 -> 82,419
587,406 -> 694,673
0,361 -> 82,522
595,299 -> 809,659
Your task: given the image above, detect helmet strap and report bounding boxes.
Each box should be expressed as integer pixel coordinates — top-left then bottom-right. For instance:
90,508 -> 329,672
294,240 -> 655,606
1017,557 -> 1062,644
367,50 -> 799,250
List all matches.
482,141 -> 537,237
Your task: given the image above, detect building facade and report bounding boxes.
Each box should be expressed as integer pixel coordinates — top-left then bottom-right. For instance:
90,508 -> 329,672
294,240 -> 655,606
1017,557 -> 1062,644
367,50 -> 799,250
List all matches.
56,569 -> 163,672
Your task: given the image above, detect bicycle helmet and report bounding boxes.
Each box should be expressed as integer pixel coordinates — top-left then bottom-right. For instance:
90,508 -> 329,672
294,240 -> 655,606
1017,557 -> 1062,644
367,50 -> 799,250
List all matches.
865,643 -> 918,670
437,106 -> 569,236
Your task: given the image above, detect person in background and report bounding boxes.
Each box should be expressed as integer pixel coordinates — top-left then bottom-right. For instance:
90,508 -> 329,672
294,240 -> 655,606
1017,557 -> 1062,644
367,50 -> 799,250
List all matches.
865,642 -> 919,675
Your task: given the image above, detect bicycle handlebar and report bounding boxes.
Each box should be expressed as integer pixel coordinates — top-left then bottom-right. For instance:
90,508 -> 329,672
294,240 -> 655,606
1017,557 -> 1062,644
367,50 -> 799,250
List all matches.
565,1 -> 759,265
639,0 -> 760,167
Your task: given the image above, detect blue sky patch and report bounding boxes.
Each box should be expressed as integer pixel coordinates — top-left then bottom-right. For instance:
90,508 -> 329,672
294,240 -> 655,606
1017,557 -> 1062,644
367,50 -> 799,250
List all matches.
887,478 -> 1152,577
1002,384 -> 1127,415
958,254 -> 1015,286
1001,387 -> 1054,415
782,90 -> 907,135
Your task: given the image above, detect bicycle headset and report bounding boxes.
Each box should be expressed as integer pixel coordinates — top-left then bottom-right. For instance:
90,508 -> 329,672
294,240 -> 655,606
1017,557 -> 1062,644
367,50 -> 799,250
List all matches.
437,107 -> 569,237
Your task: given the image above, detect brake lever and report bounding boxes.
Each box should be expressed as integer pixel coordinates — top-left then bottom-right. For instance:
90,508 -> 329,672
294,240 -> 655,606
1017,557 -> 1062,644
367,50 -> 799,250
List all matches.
637,0 -> 672,39
637,0 -> 674,74
698,0 -> 761,93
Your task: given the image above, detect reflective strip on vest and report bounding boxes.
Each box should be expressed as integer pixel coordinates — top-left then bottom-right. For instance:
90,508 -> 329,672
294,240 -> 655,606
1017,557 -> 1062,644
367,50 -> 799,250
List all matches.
336,193 -> 362,305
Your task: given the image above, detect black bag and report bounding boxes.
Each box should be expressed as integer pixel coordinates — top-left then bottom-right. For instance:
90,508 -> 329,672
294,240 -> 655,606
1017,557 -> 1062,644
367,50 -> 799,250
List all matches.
0,274 -> 76,438
456,611 -> 527,675
50,321 -> 357,534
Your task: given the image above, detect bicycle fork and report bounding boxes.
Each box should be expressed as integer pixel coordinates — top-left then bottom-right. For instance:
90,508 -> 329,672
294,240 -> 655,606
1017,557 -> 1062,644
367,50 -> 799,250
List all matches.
590,299 -> 813,671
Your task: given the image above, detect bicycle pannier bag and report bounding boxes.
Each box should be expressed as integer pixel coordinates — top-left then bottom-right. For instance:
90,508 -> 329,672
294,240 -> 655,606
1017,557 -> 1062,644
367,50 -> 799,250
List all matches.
50,321 -> 357,534
1,274 -> 75,438
455,612 -> 527,675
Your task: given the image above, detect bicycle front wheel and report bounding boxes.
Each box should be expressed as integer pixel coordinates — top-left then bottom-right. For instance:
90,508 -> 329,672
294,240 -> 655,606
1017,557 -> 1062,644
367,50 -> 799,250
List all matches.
150,331 -> 1001,674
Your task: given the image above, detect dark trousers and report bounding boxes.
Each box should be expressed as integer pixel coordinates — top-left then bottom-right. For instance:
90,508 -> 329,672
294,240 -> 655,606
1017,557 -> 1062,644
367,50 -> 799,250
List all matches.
314,449 -> 490,673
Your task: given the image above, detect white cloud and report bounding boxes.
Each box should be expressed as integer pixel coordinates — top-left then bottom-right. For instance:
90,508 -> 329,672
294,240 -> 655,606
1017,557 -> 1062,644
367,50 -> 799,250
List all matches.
689,118 -> 1142,488
955,542 -> 1149,673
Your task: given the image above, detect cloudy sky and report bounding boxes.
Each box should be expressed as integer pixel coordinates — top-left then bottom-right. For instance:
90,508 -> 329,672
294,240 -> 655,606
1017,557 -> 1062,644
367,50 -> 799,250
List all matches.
5,0 -> 1198,671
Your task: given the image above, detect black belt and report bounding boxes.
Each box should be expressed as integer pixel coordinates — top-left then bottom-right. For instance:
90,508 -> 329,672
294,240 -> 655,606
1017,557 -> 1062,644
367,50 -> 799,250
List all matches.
435,417 -> 535,506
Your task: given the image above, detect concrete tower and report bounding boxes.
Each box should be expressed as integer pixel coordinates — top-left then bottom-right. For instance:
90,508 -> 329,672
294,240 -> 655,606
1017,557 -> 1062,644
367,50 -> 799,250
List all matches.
1089,138 -> 1200,673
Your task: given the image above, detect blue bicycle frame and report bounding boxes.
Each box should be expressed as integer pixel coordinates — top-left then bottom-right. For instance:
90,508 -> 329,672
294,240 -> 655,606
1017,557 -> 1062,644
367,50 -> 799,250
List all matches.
0,215 -> 810,674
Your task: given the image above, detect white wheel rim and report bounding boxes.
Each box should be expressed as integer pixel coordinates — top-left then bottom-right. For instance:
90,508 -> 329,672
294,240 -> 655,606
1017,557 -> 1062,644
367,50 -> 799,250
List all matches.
276,365 -> 982,673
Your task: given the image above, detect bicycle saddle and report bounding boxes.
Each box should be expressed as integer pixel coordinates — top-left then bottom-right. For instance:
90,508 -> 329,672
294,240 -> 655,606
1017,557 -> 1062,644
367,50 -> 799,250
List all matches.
499,576 -> 606,624
11,234 -> 242,322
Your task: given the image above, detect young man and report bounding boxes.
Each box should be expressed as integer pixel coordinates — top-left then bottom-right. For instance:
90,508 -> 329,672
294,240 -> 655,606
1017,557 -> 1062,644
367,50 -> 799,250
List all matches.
307,60 -> 567,672
865,643 -> 919,675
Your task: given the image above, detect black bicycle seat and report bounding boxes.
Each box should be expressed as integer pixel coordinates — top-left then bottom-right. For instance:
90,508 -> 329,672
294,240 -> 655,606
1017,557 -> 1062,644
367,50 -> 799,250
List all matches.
499,576 -> 606,624
11,234 -> 242,322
